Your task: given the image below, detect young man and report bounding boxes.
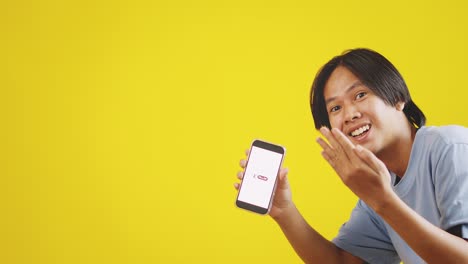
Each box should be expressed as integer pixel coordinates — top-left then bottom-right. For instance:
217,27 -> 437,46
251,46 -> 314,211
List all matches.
235,48 -> 468,263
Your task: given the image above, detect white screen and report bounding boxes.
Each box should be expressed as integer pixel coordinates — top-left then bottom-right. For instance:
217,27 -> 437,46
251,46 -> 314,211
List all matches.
237,146 -> 283,209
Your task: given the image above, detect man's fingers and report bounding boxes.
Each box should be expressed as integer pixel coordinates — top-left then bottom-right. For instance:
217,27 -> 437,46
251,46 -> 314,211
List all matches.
316,137 -> 332,154
319,127 -> 340,149
276,168 -> 290,189
331,128 -> 359,162
316,137 -> 338,165
331,128 -> 355,151
239,159 -> 247,168
239,148 -> 250,168
278,167 -> 289,179
354,145 -> 386,173
237,171 -> 244,180
320,150 -> 337,169
235,148 -> 251,191
319,127 -> 351,160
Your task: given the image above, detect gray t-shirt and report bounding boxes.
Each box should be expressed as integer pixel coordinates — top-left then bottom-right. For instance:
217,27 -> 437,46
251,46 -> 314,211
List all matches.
332,125 -> 468,264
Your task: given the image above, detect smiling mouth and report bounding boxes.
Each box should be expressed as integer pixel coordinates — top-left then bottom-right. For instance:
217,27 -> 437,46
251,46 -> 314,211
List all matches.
349,124 -> 371,138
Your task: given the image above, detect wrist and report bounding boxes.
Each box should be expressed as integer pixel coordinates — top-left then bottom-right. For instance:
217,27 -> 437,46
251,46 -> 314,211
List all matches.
371,189 -> 399,216
271,202 -> 297,225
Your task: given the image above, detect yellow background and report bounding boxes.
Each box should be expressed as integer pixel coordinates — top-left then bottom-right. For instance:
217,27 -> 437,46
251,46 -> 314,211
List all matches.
2,0 -> 468,263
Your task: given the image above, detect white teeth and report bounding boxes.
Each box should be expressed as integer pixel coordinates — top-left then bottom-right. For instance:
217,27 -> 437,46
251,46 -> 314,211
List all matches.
351,125 -> 370,137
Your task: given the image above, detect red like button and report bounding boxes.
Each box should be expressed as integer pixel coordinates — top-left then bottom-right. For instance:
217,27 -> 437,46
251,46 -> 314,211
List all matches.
256,175 -> 268,181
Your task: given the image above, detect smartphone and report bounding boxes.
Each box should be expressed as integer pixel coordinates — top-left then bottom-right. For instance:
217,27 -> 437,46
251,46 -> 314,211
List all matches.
236,139 -> 286,215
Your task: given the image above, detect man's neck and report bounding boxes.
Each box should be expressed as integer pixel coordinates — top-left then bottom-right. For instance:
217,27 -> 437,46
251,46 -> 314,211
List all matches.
379,123 -> 417,178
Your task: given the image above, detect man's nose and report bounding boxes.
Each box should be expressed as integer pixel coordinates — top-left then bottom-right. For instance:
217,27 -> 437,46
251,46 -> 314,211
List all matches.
344,105 -> 361,124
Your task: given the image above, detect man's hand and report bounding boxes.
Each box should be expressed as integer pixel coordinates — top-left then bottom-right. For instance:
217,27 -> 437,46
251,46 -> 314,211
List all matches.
235,149 -> 293,221
316,127 -> 393,211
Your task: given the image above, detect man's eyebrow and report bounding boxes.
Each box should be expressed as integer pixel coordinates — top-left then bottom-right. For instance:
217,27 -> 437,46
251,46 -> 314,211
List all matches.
325,81 -> 363,105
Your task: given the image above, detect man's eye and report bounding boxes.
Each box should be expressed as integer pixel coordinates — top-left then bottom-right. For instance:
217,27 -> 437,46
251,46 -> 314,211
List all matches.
356,92 -> 367,99
330,106 -> 340,113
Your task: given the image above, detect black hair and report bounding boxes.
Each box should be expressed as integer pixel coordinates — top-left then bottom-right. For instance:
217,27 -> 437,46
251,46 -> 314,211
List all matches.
310,48 -> 426,129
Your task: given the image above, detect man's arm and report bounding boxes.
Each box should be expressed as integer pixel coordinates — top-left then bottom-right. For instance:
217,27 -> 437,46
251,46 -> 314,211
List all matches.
374,190 -> 468,263
353,143 -> 468,263
317,127 -> 468,263
235,162 -> 363,264
273,203 -> 364,264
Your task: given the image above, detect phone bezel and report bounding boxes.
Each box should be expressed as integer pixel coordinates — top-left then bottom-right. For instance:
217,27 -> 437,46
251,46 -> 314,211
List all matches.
235,139 -> 285,215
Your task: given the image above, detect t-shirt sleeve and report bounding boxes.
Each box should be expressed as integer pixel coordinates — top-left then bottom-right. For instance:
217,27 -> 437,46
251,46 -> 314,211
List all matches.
434,142 -> 468,232
447,224 -> 468,239
332,200 -> 400,264
463,224 -> 468,240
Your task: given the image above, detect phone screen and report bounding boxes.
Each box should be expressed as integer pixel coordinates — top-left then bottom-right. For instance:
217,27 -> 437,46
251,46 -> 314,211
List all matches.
236,140 -> 285,214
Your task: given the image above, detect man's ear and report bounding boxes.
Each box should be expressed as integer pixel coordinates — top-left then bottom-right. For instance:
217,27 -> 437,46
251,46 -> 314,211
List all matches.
396,102 -> 405,111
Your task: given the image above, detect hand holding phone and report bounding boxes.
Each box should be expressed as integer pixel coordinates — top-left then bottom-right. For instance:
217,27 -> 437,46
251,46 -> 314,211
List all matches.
235,139 -> 286,215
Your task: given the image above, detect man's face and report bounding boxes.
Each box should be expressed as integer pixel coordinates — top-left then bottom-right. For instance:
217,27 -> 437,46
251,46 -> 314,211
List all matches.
323,66 -> 405,156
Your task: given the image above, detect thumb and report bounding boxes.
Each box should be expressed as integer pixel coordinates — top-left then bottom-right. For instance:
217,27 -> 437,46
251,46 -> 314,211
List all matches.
277,168 -> 289,187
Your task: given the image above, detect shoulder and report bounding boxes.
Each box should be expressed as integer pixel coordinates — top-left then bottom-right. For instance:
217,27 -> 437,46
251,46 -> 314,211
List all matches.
412,126 -> 468,171
417,125 -> 468,147
417,126 -> 468,181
